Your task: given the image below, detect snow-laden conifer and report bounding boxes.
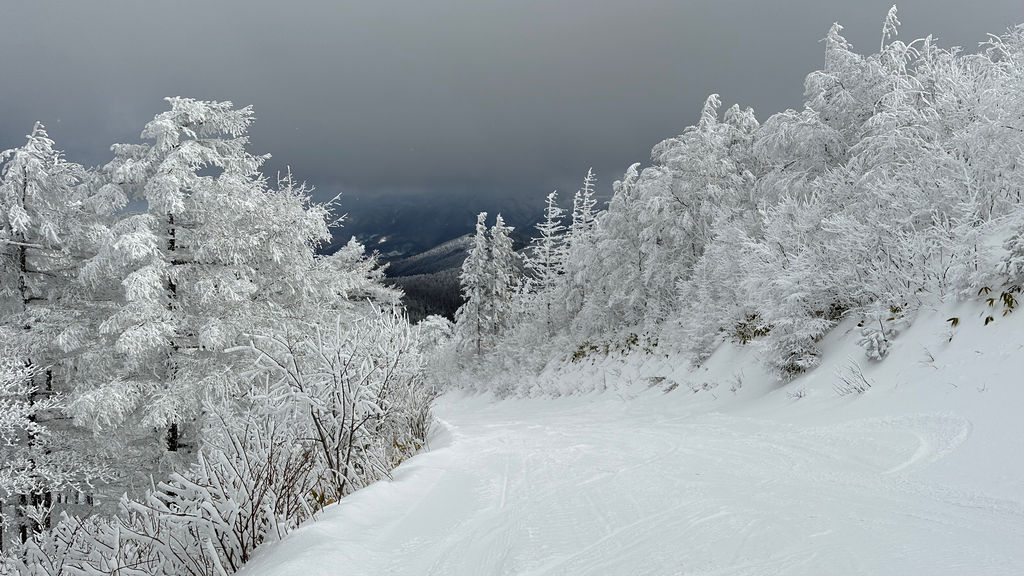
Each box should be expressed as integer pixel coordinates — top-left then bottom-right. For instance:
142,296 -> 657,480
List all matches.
0,125 -> 117,543
523,191 -> 567,336
569,169 -> 598,247
455,212 -> 490,355
487,214 -> 518,337
71,98 -> 342,460
525,191 -> 567,291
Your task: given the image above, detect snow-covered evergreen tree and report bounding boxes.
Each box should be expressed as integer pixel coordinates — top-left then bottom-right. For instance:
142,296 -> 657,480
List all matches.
569,164 -> 642,339
486,214 -> 518,337
455,212 -> 491,356
0,124 -> 119,544
523,192 -> 568,336
453,212 -> 520,355
569,169 -> 598,248
563,169 -> 601,323
71,98 -> 337,458
0,123 -> 120,370
525,191 -> 567,292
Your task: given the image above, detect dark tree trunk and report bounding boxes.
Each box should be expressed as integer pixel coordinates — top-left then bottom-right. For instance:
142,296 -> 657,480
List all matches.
166,212 -> 180,452
167,422 -> 179,452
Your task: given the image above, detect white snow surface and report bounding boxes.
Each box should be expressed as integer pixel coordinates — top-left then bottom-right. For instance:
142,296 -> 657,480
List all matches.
243,302 -> 1024,575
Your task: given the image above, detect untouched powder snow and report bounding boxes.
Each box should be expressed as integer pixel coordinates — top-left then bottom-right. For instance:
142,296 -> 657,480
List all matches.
243,302 -> 1024,575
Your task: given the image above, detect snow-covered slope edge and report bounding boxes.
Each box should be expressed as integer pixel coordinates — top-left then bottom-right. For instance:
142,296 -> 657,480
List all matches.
241,301 -> 1024,575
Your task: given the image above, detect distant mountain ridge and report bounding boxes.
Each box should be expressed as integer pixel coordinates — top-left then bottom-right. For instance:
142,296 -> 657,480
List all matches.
321,188 -> 547,259
319,188 -> 580,321
379,235 -> 473,322
385,234 -> 475,277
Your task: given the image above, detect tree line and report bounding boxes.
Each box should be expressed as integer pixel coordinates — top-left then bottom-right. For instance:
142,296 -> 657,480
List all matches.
448,9 -> 1024,391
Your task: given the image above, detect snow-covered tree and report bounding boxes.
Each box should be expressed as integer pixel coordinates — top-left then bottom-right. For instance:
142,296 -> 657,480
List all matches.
0,360 -> 57,541
243,305 -> 425,503
0,125 -> 120,545
523,192 -> 568,336
70,98 -> 339,459
567,96 -> 760,343
569,169 -> 598,248
525,191 -> 567,291
453,212 -> 520,355
0,356 -> 109,547
562,170 -> 600,319
572,164 -> 644,340
487,214 -> 518,336
998,226 -> 1024,288
1,123 -> 92,313
0,123 -> 123,376
455,212 -> 491,356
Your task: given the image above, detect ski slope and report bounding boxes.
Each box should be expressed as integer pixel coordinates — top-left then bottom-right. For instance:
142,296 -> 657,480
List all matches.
243,303 -> 1024,575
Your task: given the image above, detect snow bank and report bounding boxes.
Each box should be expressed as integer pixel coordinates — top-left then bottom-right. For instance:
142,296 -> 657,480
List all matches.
241,302 -> 1024,575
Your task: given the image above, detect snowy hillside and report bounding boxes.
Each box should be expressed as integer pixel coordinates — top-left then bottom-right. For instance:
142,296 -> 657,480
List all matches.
326,189 -> 542,260
241,300 -> 1024,575
386,234 -> 474,277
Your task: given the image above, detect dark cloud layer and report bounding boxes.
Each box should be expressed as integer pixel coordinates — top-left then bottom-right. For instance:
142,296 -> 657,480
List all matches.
2,1 -> 1022,202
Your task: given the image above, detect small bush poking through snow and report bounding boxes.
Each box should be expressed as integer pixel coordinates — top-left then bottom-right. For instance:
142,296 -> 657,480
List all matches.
834,359 -> 873,396
857,306 -> 909,361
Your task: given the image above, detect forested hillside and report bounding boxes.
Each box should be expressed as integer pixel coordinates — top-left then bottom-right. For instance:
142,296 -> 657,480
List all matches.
447,11 -> 1024,392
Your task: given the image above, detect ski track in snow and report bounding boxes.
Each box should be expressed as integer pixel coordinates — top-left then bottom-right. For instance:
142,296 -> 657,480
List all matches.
242,396 -> 1024,576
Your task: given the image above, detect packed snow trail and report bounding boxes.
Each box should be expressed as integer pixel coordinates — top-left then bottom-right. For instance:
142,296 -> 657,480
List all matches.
242,394 -> 1023,575
243,306 -> 1024,575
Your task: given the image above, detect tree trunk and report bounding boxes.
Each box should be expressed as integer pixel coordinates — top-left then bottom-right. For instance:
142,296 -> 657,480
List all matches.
166,422 -> 180,452
166,212 -> 180,452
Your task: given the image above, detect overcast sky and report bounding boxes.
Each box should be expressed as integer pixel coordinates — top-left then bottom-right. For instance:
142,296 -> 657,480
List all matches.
2,1 -> 1022,202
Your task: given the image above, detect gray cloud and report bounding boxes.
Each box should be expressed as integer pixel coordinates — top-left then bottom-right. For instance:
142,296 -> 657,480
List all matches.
2,0 -> 1021,201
